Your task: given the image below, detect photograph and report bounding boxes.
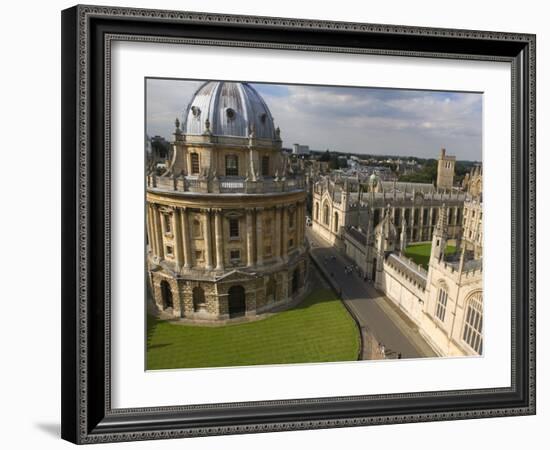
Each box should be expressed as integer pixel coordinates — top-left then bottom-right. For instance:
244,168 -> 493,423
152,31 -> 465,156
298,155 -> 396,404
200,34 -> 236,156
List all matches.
145,79 -> 484,370
55,2 -> 536,445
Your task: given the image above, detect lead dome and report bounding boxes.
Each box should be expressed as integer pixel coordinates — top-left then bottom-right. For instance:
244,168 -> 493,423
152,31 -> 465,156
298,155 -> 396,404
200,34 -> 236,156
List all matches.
183,81 -> 277,140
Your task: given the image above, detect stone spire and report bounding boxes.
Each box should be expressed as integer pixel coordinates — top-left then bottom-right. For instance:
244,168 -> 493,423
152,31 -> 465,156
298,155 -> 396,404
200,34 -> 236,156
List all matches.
431,204 -> 448,263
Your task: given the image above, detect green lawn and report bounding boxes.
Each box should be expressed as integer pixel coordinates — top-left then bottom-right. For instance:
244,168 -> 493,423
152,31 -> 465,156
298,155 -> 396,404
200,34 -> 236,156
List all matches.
147,288 -> 360,370
404,242 -> 456,270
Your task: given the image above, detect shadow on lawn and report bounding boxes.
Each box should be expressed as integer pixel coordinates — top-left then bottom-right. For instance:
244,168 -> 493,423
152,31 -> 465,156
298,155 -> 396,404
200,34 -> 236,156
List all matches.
291,289 -> 342,311
147,313 -> 161,348
148,343 -> 172,350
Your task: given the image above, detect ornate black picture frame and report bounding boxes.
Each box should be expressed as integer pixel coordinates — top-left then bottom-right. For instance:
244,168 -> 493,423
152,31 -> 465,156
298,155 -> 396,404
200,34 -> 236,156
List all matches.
61,4 -> 536,444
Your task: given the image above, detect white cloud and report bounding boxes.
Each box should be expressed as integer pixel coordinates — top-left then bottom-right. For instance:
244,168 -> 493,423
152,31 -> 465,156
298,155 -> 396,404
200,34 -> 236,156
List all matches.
146,79 -> 482,161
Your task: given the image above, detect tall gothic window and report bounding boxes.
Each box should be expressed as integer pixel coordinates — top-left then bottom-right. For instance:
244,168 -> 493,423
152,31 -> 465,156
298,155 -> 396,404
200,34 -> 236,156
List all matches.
261,156 -> 269,176
225,154 -> 239,176
436,286 -> 448,322
334,212 -> 339,232
190,153 -> 200,174
315,202 -> 319,220
323,203 -> 329,225
229,218 -> 239,238
462,291 -> 483,354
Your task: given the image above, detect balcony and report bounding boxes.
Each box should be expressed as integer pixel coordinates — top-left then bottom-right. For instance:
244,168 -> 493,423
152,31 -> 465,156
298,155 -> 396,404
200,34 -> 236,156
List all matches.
146,174 -> 306,195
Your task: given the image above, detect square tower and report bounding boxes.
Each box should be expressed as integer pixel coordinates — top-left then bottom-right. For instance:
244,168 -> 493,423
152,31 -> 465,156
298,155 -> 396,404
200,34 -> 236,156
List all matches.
436,148 -> 455,190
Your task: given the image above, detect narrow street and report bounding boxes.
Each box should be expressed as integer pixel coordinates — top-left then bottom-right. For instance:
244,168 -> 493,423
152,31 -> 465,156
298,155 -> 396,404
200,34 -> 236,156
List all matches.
307,229 -> 437,359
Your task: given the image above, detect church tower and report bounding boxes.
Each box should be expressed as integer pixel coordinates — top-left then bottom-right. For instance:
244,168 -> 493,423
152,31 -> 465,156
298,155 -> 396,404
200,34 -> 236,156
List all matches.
436,148 -> 456,190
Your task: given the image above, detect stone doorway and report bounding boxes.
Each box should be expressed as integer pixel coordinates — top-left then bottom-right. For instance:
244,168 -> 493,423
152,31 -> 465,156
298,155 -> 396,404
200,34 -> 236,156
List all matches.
292,268 -> 300,294
160,280 -> 173,310
228,285 -> 246,318
193,287 -> 206,312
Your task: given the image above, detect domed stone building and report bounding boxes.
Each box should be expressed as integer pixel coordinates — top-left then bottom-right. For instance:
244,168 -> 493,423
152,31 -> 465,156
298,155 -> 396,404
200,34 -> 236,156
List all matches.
146,81 -> 308,321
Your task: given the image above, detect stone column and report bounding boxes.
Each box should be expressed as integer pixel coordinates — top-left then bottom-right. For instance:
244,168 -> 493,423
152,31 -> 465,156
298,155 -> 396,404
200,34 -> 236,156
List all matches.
419,206 -> 424,241
256,208 -> 264,266
409,207 -> 414,241
181,207 -> 192,269
246,208 -> 254,267
203,209 -> 213,269
172,208 -> 183,271
146,204 -> 156,255
153,204 -> 164,260
282,206 -> 289,261
214,209 -> 224,270
274,205 -> 282,262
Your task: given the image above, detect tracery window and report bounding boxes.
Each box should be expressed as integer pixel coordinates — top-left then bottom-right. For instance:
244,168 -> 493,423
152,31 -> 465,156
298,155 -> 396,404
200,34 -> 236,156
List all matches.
435,285 -> 448,322
462,291 -> 483,354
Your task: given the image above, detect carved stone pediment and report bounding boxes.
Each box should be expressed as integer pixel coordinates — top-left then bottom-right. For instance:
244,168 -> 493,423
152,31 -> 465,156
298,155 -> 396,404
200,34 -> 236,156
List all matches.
216,269 -> 256,283
224,210 -> 245,219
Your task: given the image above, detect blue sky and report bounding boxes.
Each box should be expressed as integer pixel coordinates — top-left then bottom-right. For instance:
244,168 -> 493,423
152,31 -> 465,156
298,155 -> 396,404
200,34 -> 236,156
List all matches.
146,79 -> 482,161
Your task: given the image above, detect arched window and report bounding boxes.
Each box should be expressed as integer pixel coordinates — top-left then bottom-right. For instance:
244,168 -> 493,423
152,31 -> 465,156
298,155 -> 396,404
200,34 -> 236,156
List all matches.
435,284 -> 448,322
315,202 -> 319,220
193,287 -> 206,312
462,291 -> 483,354
190,153 -> 200,174
333,212 -> 339,232
225,154 -> 239,176
323,203 -> 329,225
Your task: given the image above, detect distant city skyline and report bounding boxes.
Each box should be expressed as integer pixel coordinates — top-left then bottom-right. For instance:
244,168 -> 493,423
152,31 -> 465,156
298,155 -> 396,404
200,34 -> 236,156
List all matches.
146,79 -> 482,161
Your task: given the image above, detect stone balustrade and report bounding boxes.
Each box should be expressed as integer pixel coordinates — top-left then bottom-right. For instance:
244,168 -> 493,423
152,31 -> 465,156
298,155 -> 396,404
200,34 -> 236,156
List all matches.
147,174 -> 305,195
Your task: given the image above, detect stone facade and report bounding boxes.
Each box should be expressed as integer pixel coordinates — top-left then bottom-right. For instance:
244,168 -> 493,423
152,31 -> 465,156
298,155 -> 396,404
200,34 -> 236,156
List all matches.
330,160 -> 483,356
312,174 -> 466,250
436,147 -> 456,190
147,81 -> 309,322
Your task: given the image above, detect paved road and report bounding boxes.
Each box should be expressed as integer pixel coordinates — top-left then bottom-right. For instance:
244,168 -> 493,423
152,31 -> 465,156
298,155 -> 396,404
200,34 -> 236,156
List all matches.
307,229 -> 435,359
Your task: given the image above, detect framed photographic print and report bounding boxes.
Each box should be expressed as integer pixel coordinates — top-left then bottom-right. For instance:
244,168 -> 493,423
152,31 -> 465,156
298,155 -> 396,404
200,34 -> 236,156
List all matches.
61,4 -> 536,444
